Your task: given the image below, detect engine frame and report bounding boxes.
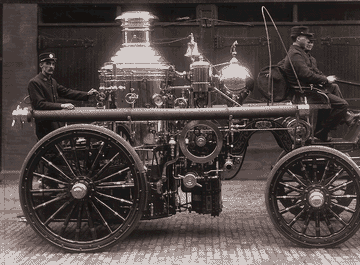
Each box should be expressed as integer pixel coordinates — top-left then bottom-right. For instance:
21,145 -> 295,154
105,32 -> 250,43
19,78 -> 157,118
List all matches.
11,24 -> 360,251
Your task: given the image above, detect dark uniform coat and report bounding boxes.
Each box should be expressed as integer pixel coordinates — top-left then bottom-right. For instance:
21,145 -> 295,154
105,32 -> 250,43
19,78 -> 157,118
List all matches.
279,44 -> 348,134
279,44 -> 328,88
28,72 -> 89,139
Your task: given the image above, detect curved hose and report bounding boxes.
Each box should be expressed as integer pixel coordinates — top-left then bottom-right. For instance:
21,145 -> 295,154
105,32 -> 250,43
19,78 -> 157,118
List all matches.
261,6 -> 303,102
224,143 -> 248,180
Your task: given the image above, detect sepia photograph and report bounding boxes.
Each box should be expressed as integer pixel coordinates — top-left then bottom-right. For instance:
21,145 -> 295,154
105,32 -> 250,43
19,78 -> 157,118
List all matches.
2,0 -> 360,264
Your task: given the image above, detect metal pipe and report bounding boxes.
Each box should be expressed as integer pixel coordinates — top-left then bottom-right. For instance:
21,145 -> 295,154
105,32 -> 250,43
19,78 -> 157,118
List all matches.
29,105 -> 306,122
167,86 -> 192,90
336,79 -> 360,87
212,86 -> 241,107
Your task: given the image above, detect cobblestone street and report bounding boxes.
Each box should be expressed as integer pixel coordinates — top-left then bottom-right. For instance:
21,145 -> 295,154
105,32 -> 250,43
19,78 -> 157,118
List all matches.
2,179 -> 360,265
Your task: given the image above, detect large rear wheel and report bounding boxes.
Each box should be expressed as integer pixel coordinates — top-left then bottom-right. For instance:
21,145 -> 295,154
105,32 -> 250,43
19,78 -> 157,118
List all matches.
19,124 -> 147,252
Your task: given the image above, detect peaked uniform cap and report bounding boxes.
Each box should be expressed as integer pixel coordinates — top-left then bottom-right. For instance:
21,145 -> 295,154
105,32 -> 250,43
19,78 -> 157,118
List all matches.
39,52 -> 57,62
290,26 -> 314,38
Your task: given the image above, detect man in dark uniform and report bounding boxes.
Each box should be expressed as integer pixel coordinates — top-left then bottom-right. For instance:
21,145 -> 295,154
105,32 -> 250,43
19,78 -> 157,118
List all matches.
28,52 -> 98,139
279,26 -> 359,141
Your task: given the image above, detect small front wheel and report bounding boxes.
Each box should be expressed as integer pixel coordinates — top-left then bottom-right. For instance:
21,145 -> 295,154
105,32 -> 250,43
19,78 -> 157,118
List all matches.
266,146 -> 360,247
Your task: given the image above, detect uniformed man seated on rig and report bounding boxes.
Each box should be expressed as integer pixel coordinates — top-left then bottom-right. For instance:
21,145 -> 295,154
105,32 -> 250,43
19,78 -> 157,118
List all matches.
28,52 -> 98,140
278,26 -> 360,142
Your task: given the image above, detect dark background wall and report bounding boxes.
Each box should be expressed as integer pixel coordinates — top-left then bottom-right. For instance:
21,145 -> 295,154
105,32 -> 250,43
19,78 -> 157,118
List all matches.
2,1 -> 360,177
0,4 -> 2,174
2,4 -> 38,175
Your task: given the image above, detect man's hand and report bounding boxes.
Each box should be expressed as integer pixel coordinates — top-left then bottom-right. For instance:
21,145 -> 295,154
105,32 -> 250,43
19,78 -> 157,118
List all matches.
61,103 -> 75,110
87,88 -> 98,96
327,75 -> 337,83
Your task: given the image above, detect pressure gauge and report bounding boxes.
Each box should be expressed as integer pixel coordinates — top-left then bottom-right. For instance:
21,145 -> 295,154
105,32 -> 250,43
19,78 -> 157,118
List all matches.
152,93 -> 164,107
174,97 -> 188,108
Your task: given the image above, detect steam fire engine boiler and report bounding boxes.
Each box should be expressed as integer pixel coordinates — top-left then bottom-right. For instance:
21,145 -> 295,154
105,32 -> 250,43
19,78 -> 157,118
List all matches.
13,11 -> 360,252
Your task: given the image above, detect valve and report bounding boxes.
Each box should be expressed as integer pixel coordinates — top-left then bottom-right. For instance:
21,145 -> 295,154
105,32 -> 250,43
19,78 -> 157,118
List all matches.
125,92 -> 139,107
176,173 -> 202,189
169,136 -> 176,158
224,157 -> 234,171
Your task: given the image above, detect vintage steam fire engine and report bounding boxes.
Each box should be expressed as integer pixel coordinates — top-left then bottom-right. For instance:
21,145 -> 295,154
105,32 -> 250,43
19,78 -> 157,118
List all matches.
12,11 -> 360,251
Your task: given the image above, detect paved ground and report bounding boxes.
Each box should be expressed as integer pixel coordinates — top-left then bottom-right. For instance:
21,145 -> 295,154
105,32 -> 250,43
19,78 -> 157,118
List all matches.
2,179 -> 360,265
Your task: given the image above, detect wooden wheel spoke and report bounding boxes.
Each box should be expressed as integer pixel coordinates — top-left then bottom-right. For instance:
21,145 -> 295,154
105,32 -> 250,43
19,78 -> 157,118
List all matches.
90,201 -> 113,233
325,168 -> 344,188
60,202 -> 77,236
276,195 -> 301,199
328,207 -> 348,226
30,188 -> 67,193
312,159 -> 318,182
287,169 -> 307,187
75,203 -> 83,241
34,194 -> 67,210
323,210 -> 335,234
96,183 -> 135,189
288,208 -> 305,227
44,199 -> 73,226
279,200 -> 304,214
92,152 -> 120,180
328,180 -> 354,193
33,172 -> 68,186
40,157 -> 72,182
331,194 -> 357,199
84,138 -> 91,168
279,182 -> 303,192
96,191 -> 133,205
94,196 -> 126,221
299,161 -> 310,183
70,138 -> 81,175
315,212 -> 321,237
319,160 -> 330,184
94,167 -> 130,184
55,144 -> 77,179
301,212 -> 311,235
85,202 -> 97,240
88,141 -> 107,177
330,202 -> 356,213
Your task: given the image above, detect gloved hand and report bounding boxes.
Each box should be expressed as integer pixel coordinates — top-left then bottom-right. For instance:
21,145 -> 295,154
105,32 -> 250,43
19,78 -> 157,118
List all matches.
61,103 -> 75,110
327,75 -> 337,83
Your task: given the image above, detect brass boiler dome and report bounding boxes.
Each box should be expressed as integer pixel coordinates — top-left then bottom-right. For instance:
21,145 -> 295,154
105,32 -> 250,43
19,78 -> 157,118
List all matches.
98,11 -> 170,107
220,57 -> 253,95
219,42 -> 254,97
98,11 -> 170,146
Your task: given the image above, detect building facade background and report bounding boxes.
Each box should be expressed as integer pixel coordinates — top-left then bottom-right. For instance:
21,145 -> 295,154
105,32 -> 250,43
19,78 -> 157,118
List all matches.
2,0 -> 360,176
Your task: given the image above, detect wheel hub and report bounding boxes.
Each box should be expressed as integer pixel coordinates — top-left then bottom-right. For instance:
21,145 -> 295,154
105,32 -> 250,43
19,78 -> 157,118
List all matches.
308,189 -> 325,208
195,135 -> 206,147
179,120 -> 223,164
183,172 -> 198,189
71,182 -> 88,199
